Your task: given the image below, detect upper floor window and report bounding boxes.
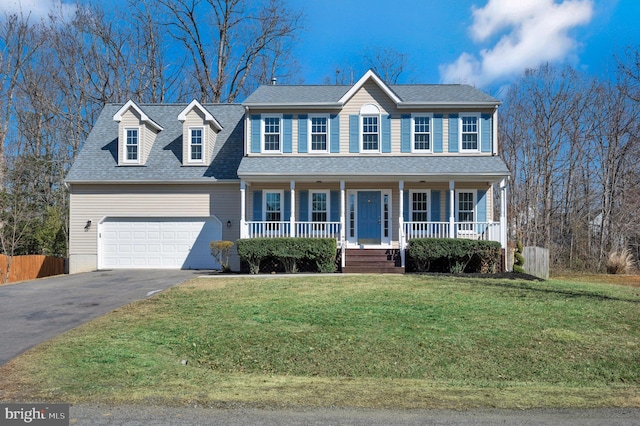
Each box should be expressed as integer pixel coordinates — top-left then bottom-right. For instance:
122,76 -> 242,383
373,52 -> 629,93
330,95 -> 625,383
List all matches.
457,191 -> 475,222
412,115 -> 431,152
263,116 -> 281,152
189,127 -> 204,162
460,114 -> 479,152
309,115 -> 328,152
124,128 -> 139,163
411,191 -> 429,222
362,116 -> 379,151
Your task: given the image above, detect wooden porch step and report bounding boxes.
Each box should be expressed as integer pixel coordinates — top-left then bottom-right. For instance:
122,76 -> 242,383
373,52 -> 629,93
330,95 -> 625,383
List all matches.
342,249 -> 404,274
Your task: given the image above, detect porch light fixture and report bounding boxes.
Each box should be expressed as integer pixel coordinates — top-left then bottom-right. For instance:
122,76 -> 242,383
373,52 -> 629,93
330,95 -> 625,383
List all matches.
227,220 -> 232,228
84,220 -> 92,231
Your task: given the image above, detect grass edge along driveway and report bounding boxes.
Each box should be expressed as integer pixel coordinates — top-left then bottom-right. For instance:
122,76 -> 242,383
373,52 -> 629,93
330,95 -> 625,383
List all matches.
0,274 -> 639,409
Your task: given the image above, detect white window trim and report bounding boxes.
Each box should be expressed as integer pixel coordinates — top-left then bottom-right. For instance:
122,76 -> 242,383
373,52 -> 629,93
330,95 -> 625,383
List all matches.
188,126 -> 205,164
262,114 -> 283,153
459,113 -> 481,153
263,190 -> 284,222
308,114 -> 330,153
123,126 -> 141,164
309,190 -> 330,222
409,190 -> 430,222
411,113 -> 433,153
455,189 -> 476,222
360,114 -> 381,153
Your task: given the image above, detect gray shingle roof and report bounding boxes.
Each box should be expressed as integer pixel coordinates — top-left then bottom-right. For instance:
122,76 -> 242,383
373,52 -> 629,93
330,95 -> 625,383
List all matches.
65,103 -> 245,183
243,84 -> 499,105
237,156 -> 510,181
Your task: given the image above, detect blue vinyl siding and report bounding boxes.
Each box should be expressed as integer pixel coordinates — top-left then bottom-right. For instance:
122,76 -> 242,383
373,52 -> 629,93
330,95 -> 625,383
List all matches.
298,115 -> 308,153
481,114 -> 492,153
433,114 -> 443,153
283,115 -> 292,153
448,114 -> 458,153
330,114 -> 340,153
401,115 -> 411,153
250,115 -> 261,153
252,190 -> 262,220
382,114 -> 391,153
299,190 -> 309,221
431,190 -> 441,221
330,191 -> 340,222
349,115 -> 359,153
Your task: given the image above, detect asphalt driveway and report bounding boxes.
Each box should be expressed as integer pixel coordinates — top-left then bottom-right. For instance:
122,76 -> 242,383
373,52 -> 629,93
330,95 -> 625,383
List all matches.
0,269 -> 201,365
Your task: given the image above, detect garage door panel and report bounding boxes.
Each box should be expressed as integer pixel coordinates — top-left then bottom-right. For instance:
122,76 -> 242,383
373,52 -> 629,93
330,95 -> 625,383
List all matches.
101,217 -> 221,270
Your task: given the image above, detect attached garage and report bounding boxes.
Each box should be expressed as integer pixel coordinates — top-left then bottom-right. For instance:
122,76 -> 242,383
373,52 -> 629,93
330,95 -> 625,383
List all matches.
98,217 -> 222,269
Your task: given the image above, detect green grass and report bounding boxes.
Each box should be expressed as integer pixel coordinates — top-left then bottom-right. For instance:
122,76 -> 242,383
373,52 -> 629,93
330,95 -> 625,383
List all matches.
1,275 -> 639,409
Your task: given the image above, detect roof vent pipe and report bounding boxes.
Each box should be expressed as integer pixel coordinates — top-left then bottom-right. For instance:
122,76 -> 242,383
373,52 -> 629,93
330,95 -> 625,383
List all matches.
271,77 -> 277,85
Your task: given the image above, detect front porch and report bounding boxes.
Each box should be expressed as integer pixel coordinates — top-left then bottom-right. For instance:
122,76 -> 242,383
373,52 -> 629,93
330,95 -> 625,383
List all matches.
239,179 -> 508,272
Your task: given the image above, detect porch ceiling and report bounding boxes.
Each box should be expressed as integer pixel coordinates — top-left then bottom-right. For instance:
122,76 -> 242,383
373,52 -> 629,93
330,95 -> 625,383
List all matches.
237,155 -> 510,183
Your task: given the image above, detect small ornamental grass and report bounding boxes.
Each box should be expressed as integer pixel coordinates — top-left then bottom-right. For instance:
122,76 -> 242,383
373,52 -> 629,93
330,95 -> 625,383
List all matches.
606,249 -> 635,274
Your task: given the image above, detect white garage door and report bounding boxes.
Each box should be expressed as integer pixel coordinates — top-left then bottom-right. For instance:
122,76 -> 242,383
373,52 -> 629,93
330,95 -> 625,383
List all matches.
100,217 -> 222,269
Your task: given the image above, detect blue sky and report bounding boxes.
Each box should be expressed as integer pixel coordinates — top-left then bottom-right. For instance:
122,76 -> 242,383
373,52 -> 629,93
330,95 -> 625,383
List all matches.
3,0 -> 638,92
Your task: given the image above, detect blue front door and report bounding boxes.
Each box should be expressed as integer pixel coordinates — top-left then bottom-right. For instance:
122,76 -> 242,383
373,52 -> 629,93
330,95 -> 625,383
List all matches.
357,191 -> 381,244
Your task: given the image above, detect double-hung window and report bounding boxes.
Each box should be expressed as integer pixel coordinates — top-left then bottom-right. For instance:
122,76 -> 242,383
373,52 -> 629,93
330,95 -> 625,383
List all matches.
361,115 -> 379,151
310,191 -> 328,222
460,114 -> 479,152
457,191 -> 475,222
124,128 -> 139,163
263,116 -> 281,152
309,115 -> 328,152
411,192 -> 429,222
264,191 -> 282,222
412,115 -> 431,152
189,127 -> 203,162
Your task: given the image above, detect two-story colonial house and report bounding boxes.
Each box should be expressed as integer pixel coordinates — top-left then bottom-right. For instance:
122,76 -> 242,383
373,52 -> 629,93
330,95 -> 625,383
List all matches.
65,70 -> 510,274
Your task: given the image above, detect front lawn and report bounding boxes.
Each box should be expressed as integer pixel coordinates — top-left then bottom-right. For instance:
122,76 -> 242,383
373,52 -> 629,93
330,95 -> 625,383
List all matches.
1,275 -> 639,409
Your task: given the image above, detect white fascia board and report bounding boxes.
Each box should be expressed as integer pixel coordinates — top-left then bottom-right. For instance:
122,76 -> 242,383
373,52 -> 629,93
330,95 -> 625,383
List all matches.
65,179 -> 240,185
338,69 -> 402,105
113,99 -> 164,131
178,99 -> 223,131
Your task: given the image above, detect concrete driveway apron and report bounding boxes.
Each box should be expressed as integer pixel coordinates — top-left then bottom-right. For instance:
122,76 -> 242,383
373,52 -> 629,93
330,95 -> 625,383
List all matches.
0,269 -> 200,365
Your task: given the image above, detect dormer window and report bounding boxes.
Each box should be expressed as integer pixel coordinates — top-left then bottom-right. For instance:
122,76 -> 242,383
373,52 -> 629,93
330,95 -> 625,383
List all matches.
189,127 -> 204,162
124,128 -> 140,163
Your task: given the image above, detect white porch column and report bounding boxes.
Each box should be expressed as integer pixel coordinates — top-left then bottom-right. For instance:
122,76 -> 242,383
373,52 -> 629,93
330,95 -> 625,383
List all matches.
399,180 -> 405,268
290,180 -> 296,237
449,180 -> 455,238
500,178 -> 508,250
340,180 -> 346,269
240,180 -> 248,238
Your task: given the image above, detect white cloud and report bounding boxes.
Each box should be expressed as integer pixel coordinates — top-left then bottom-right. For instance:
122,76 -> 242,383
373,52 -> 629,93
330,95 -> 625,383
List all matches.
440,0 -> 594,87
0,0 -> 76,21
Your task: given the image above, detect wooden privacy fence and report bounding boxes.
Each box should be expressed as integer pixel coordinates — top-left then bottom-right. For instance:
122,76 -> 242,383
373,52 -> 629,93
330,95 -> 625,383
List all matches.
0,255 -> 65,284
523,246 -> 549,280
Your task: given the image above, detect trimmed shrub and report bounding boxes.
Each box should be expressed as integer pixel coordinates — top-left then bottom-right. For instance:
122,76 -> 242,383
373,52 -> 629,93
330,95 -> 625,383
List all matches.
209,240 -> 234,272
408,238 -> 501,273
236,238 -> 337,274
606,249 -> 634,274
513,240 -> 525,274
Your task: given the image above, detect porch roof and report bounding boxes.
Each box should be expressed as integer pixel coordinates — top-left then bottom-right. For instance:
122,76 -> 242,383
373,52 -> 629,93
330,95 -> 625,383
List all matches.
237,155 -> 510,183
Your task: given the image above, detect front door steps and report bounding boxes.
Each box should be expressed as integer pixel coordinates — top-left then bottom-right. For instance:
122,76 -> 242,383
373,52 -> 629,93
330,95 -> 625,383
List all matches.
342,248 -> 404,274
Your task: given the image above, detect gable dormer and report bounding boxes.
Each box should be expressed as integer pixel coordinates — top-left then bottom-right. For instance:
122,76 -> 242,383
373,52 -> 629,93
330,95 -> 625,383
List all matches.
113,100 -> 163,166
178,100 -> 223,165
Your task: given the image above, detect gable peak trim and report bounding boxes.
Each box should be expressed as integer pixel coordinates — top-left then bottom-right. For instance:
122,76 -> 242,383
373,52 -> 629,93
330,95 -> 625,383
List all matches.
178,99 -> 223,131
338,69 -> 402,106
113,99 -> 163,131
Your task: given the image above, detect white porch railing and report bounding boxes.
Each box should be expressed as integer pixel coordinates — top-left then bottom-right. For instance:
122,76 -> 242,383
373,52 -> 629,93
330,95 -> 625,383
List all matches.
403,221 -> 501,246
246,221 -> 341,239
